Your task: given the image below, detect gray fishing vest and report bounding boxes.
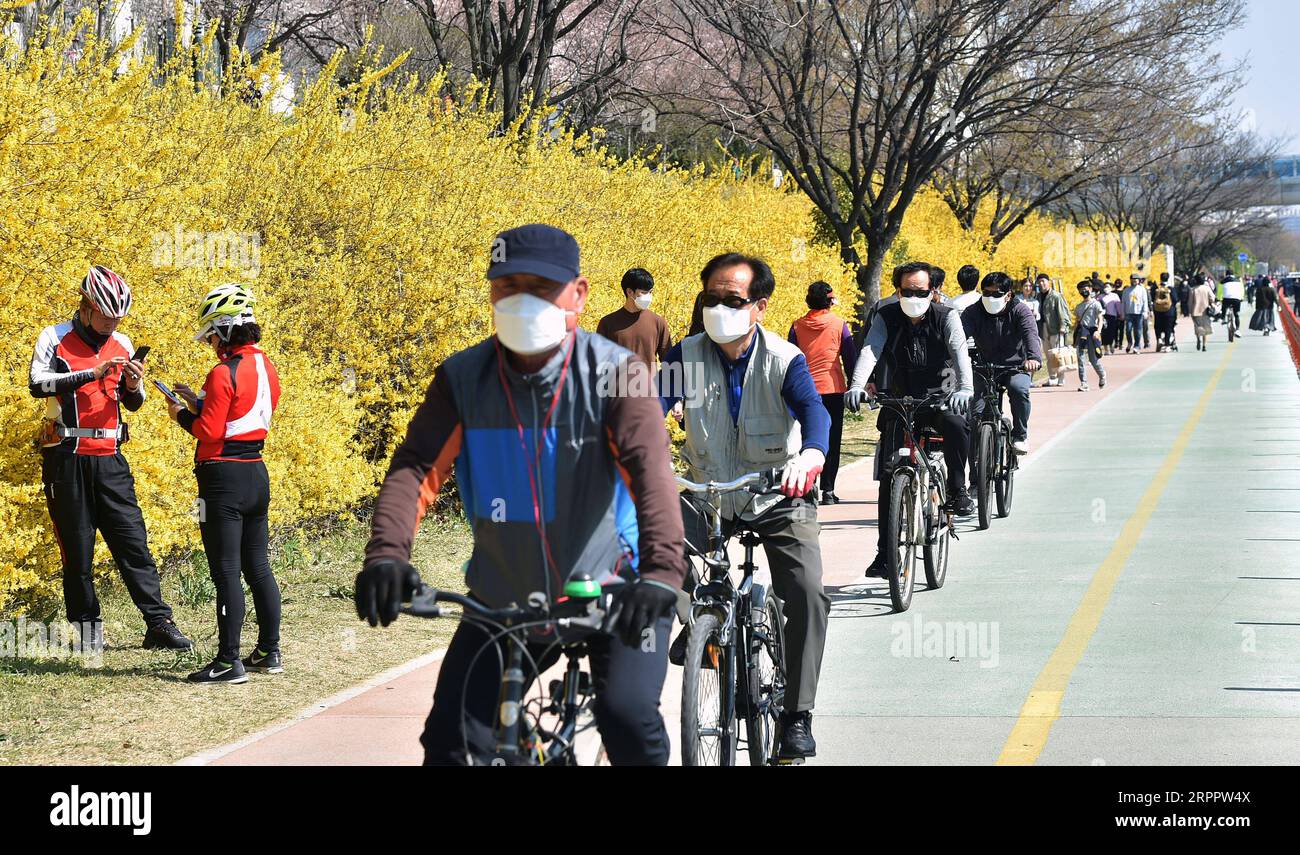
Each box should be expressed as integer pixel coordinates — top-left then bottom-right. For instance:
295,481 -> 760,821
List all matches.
680,326 -> 802,521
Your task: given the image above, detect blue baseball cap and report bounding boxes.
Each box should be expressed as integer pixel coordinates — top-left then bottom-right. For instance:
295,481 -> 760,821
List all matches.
486,224 -> 580,284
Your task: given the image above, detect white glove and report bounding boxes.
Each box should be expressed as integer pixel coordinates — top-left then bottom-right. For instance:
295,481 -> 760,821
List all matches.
780,448 -> 825,498
844,387 -> 868,413
950,389 -> 973,416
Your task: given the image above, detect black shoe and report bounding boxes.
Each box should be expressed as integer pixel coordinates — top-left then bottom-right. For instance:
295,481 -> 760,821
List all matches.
242,647 -> 283,674
820,490 -> 840,505
668,627 -> 690,667
187,658 -> 248,685
777,711 -> 816,760
866,554 -> 888,578
143,619 -> 193,650
949,489 -> 975,516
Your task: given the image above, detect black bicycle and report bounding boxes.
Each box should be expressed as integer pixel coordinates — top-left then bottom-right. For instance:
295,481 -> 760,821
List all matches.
676,470 -> 791,766
971,360 -> 1019,530
401,575 -> 609,766
870,392 -> 954,611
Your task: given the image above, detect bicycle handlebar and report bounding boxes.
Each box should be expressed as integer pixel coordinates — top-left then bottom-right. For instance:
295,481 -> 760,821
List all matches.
868,391 -> 951,412
675,469 -> 780,496
400,583 -> 607,632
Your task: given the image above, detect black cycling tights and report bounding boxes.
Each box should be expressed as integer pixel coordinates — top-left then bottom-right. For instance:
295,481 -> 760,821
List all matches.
196,461 -> 281,663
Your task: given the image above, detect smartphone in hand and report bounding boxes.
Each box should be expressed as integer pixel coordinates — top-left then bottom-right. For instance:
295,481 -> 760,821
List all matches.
151,379 -> 185,407
132,345 -> 151,362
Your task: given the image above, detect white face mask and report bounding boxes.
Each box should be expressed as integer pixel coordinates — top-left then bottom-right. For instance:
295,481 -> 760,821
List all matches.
703,304 -> 753,344
981,295 -> 1007,314
899,295 -> 931,319
634,293 -> 653,310
493,292 -> 571,356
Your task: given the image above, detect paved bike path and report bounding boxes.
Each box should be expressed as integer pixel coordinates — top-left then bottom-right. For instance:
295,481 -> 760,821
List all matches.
811,321 -> 1300,765
186,318 -> 1299,765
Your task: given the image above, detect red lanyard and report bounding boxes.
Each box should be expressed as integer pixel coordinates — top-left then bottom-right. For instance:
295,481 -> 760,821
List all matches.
494,332 -> 576,588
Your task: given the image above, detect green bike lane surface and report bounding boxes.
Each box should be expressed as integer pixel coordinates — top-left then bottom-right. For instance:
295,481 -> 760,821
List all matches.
810,324 -> 1300,765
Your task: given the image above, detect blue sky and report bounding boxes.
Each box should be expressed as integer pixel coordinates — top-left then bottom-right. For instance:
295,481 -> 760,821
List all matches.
1220,0 -> 1297,148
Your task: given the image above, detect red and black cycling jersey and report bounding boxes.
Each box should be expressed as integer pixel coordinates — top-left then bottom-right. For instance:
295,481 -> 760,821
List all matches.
29,315 -> 145,456
177,344 -> 281,463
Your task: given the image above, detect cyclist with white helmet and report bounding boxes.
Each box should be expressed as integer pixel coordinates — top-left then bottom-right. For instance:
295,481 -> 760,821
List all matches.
166,284 -> 283,684
29,265 -> 192,653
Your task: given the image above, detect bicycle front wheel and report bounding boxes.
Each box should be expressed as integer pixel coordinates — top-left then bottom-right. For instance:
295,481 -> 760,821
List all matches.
681,612 -> 737,766
745,594 -> 787,766
886,468 -> 918,612
923,476 -> 949,590
996,420 -> 1015,518
975,422 -> 994,530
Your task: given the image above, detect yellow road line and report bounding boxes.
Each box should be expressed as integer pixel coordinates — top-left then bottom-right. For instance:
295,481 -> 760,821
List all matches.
995,346 -> 1234,766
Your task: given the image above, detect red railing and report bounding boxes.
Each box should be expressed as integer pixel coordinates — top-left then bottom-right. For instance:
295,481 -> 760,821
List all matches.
1281,292 -> 1300,380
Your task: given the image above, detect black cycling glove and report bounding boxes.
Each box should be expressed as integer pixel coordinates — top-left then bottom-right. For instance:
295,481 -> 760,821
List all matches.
608,578 -> 679,648
355,559 -> 420,627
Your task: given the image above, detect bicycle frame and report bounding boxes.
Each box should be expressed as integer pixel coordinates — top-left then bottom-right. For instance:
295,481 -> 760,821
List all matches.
402,585 -> 606,765
676,471 -> 784,764
872,393 -> 950,511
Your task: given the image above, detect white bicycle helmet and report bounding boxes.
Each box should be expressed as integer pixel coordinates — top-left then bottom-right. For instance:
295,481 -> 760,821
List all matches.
80,265 -> 132,318
195,283 -> 257,342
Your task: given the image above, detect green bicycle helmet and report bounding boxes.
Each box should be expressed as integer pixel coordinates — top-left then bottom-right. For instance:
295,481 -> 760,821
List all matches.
195,283 -> 256,342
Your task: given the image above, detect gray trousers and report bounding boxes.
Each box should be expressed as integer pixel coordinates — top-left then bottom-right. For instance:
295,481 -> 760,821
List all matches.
683,497 -> 830,712
1077,334 -> 1106,383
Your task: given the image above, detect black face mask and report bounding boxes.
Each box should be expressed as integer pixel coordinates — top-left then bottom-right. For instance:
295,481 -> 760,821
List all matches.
1078,290 -> 1090,299
73,312 -> 111,349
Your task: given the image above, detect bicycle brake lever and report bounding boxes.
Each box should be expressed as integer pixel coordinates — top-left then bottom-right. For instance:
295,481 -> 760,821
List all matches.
562,612 -> 606,632
401,588 -> 442,618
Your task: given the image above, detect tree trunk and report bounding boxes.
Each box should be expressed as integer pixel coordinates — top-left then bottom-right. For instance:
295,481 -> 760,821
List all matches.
857,246 -> 887,324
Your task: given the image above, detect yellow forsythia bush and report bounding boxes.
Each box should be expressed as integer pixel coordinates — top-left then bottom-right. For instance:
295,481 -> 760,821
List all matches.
895,190 -> 1169,307
1,21 -> 1165,614
0,25 -> 855,614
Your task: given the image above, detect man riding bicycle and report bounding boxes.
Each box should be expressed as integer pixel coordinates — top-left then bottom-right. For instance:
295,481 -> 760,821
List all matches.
357,224 -> 686,766
1221,273 -> 1245,330
658,252 -> 832,761
960,271 -> 1043,455
846,262 -> 975,575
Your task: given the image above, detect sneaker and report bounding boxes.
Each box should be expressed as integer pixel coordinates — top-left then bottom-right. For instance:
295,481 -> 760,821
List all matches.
668,627 -> 690,667
951,489 -> 975,516
1078,383 -> 1090,392
187,659 -> 248,685
242,647 -> 283,674
777,711 -> 816,760
143,619 -> 193,650
820,490 -> 840,505
1099,375 -> 1107,388
1012,439 -> 1029,455
865,554 -> 888,578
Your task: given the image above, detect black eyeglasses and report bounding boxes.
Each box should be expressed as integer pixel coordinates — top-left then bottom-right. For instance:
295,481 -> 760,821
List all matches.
701,293 -> 759,310
898,287 -> 930,299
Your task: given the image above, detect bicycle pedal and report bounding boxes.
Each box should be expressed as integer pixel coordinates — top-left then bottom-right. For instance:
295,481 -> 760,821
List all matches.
773,756 -> 806,766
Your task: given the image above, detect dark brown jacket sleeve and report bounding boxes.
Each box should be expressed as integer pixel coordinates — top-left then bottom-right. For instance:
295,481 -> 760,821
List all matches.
365,366 -> 463,569
604,386 -> 686,589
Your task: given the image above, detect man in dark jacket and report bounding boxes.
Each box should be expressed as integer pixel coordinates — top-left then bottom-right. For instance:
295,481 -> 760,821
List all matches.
356,224 -> 686,766
961,272 -> 1043,454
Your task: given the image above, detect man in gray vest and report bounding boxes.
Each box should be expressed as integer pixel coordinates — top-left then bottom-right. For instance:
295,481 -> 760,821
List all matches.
658,252 -> 832,762
846,261 -> 975,577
